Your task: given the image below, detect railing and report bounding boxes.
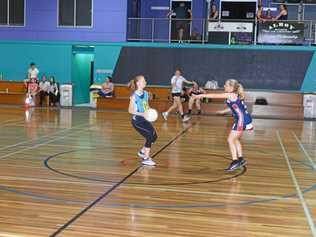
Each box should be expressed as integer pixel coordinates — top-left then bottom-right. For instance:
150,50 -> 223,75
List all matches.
127,17 -> 316,46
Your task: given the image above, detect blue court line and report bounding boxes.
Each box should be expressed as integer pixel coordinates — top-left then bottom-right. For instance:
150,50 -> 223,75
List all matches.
44,151 -> 246,186
0,181 -> 315,209
0,150 -> 315,209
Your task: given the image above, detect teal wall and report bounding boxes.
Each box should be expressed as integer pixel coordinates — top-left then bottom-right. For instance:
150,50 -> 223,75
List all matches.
94,45 -> 122,84
301,52 -> 316,92
0,41 -> 316,95
0,42 -> 72,84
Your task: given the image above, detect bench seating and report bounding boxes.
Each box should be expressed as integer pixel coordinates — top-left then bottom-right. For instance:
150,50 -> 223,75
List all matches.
97,86 -> 304,120
0,81 -> 46,106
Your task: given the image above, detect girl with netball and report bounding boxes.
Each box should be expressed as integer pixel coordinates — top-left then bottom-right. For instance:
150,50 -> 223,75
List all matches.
162,69 -> 194,122
128,75 -> 157,166
193,79 -> 253,171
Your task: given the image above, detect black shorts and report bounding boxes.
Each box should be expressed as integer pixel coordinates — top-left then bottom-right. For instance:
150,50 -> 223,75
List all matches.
172,93 -> 182,98
190,92 -> 203,96
176,20 -> 187,30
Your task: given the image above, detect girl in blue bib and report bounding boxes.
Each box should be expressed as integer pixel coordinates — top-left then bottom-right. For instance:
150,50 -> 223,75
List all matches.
193,79 -> 253,172
128,75 -> 157,166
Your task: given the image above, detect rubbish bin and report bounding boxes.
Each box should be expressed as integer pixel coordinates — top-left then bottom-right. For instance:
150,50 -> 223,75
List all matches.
303,94 -> 316,118
60,84 -> 73,107
89,84 -> 102,108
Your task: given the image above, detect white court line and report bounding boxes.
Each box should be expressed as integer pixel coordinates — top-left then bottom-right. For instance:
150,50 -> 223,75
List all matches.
0,125 -> 89,160
0,118 -> 24,128
276,130 -> 316,237
292,131 -> 316,170
0,122 -> 87,152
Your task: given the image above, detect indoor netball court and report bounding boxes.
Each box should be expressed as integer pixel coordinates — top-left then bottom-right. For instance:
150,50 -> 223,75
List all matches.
0,108 -> 315,236
1,0 -> 316,236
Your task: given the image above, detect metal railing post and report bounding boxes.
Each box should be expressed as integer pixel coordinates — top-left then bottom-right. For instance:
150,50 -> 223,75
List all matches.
168,18 -> 171,43
126,17 -> 313,46
314,22 -> 316,45
309,20 -> 312,46
202,19 -> 205,44
152,18 -> 155,42
254,19 -> 257,45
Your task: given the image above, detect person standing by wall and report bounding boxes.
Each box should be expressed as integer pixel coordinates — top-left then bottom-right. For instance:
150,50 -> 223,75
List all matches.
24,62 -> 39,90
168,2 -> 192,43
273,4 -> 288,21
209,4 -> 219,20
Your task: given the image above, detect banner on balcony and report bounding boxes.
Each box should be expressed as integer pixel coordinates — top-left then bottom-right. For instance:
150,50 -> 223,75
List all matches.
257,21 -> 304,44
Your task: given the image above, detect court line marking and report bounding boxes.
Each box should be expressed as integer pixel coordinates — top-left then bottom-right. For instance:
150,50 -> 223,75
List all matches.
0,121 -> 88,153
44,150 -> 246,186
292,131 -> 316,170
0,128 -> 314,210
0,118 -> 24,127
2,181 -> 316,209
276,130 -> 316,237
49,123 -> 195,237
0,124 -> 90,160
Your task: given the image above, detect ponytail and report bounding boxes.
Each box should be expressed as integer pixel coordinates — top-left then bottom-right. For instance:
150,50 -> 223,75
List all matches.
128,79 -> 137,91
237,83 -> 245,100
128,75 -> 144,91
226,79 -> 245,100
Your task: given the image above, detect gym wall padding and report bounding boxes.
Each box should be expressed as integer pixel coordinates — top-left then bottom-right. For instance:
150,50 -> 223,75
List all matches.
113,47 -> 313,90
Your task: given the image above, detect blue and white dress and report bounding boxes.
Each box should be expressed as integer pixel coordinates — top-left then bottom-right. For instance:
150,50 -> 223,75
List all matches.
226,97 -> 253,132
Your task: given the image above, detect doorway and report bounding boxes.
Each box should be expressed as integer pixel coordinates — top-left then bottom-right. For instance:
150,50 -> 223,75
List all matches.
72,46 -> 95,105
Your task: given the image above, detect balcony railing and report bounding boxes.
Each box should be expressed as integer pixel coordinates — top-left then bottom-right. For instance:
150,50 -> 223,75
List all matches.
127,18 -> 316,46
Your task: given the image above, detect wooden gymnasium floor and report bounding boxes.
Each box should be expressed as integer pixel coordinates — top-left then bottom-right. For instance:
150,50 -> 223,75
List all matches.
0,107 -> 315,237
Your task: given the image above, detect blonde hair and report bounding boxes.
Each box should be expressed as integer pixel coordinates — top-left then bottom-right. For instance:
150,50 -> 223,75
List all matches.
128,75 -> 144,91
226,79 -> 245,100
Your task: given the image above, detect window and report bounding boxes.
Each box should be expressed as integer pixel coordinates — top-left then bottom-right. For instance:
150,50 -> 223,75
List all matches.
0,0 -> 25,26
58,0 -> 92,27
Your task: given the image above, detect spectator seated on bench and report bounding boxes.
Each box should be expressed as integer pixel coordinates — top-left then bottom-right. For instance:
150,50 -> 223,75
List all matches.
48,76 -> 60,106
38,76 -> 51,107
98,76 -> 114,98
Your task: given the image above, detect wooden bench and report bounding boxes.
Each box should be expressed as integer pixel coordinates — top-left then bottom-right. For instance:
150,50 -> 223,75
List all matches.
0,80 -> 45,106
97,85 -> 304,120
0,81 -> 28,105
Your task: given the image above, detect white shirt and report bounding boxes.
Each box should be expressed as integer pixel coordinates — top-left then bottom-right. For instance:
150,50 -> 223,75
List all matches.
39,81 -> 50,92
49,83 -> 58,94
171,75 -> 186,93
28,68 -> 39,79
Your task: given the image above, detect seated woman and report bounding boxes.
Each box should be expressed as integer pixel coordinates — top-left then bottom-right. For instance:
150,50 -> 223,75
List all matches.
187,81 -> 206,115
48,76 -> 60,106
98,77 -> 114,97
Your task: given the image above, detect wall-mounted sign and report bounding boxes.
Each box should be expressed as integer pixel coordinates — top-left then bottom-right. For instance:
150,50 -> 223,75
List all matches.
257,21 -> 305,44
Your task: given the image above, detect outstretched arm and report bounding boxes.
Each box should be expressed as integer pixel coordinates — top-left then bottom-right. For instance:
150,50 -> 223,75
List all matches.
183,79 -> 194,85
193,92 -> 230,100
216,107 -> 231,115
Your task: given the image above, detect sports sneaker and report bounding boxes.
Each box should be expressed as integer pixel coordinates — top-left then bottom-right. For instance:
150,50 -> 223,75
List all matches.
238,157 -> 247,167
182,115 -> 191,122
138,150 -> 146,159
162,112 -> 169,121
224,160 -> 240,172
142,158 -> 156,166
